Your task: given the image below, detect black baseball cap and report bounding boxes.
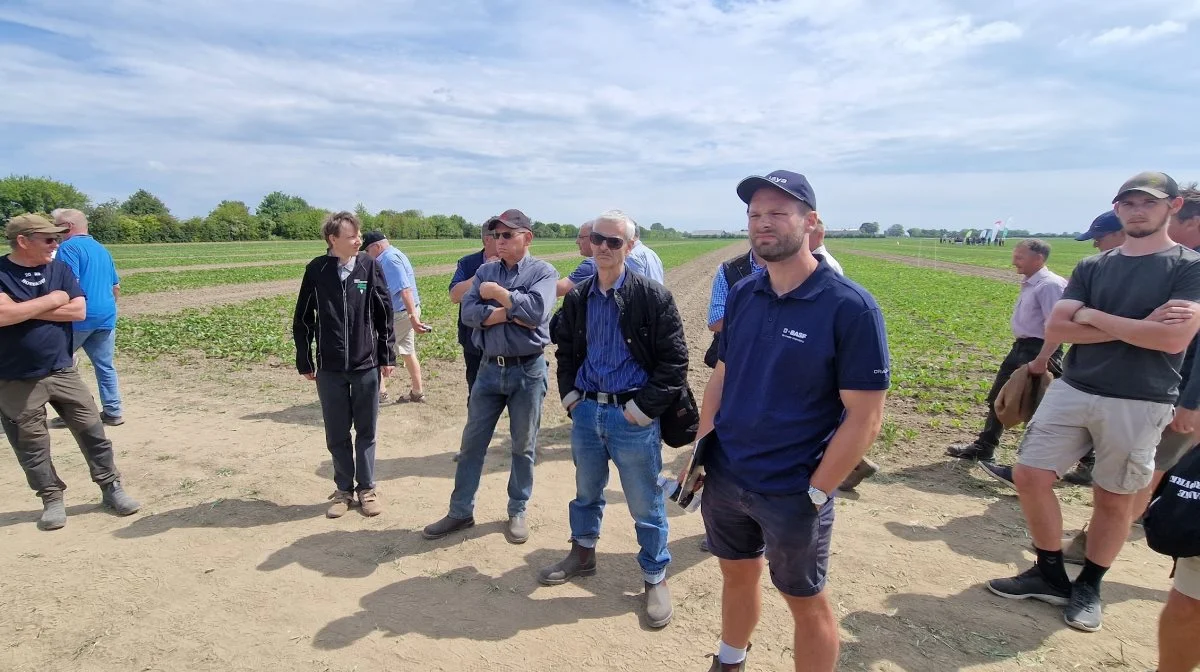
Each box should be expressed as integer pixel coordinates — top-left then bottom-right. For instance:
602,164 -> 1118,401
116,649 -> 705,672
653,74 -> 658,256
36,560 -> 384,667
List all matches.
736,170 -> 816,210
360,230 -> 386,250
1112,171 -> 1180,203
485,209 -> 533,231
1076,211 -> 1122,241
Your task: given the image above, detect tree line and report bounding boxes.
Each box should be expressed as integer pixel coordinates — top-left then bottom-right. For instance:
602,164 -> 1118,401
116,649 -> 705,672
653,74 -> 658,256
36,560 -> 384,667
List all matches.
0,175 -> 689,244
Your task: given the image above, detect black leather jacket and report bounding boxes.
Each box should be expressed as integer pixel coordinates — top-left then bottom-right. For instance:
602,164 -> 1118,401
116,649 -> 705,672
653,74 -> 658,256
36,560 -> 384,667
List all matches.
292,253 -> 395,374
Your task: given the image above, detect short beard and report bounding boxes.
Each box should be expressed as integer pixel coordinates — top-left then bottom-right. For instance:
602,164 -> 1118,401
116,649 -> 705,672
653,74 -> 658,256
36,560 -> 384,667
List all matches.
1125,215 -> 1169,239
753,232 -> 805,262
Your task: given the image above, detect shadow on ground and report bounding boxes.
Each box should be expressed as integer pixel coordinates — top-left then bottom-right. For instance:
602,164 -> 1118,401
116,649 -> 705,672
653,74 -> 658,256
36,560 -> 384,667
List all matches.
113,498 -> 328,538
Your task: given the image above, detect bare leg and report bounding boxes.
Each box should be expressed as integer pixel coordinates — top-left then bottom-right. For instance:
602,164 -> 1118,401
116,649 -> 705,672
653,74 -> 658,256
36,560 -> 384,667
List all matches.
1086,486 -> 1136,565
718,557 -> 763,649
402,353 -> 424,395
782,591 -> 839,672
1158,589 -> 1200,672
1131,470 -> 1164,525
1014,464 -> 1063,550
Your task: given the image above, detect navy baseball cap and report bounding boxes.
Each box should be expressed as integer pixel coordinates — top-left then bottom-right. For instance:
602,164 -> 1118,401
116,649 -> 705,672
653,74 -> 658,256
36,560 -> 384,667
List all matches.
360,230 -> 386,250
736,170 -> 816,210
1076,211 -> 1122,241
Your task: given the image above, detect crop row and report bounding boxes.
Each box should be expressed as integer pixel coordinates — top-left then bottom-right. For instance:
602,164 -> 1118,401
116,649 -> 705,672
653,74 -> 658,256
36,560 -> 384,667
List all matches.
829,238 -> 1096,276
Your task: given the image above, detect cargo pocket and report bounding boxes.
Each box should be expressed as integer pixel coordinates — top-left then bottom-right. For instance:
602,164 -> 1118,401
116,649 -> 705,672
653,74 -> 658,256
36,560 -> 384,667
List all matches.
1119,456 -> 1154,493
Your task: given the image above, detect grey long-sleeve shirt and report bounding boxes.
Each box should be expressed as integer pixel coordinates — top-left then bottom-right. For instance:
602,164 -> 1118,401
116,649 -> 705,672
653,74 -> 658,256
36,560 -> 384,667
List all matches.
461,253 -> 559,357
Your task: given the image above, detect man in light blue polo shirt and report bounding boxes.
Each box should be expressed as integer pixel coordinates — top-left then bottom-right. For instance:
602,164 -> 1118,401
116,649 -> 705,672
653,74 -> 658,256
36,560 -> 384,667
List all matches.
363,231 -> 429,403
625,220 -> 664,283
52,209 -> 123,425
693,170 -> 890,672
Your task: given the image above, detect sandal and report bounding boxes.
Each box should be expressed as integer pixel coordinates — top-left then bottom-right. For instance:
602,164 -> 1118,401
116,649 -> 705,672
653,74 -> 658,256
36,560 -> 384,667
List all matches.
408,391 -> 427,403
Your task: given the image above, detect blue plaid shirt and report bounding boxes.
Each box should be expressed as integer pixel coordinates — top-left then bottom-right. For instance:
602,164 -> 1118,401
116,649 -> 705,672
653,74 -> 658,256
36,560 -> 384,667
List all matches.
706,253 -> 763,326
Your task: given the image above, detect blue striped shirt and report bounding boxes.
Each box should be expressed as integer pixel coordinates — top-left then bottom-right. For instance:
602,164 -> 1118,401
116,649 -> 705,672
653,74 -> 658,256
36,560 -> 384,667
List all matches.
575,270 -> 649,394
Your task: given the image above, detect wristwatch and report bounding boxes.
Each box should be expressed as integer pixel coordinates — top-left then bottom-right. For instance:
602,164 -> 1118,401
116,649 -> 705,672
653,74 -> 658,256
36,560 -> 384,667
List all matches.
808,485 -> 829,509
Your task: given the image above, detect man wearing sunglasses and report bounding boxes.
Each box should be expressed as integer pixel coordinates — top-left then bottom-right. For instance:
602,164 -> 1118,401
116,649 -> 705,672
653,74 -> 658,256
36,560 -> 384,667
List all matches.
423,209 -> 558,545
540,210 -> 687,627
0,214 -> 140,531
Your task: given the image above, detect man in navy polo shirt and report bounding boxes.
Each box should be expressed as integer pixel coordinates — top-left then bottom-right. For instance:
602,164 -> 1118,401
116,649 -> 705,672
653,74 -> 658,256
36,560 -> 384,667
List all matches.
450,226 -> 499,396
693,170 -> 890,672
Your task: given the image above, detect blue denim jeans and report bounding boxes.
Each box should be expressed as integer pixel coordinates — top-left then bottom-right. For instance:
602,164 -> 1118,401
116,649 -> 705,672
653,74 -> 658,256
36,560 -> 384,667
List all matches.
569,398 -> 670,584
72,329 -> 122,417
449,355 -> 548,519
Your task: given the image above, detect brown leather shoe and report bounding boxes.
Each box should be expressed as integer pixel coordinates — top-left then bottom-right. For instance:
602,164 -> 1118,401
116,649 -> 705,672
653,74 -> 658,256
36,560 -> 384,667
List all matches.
358,489 -> 382,517
537,542 -> 597,585
326,490 -> 353,518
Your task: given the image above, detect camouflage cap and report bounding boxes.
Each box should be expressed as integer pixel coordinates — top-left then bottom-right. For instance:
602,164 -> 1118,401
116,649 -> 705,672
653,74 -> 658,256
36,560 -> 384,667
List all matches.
5,214 -> 68,239
1113,171 -> 1180,203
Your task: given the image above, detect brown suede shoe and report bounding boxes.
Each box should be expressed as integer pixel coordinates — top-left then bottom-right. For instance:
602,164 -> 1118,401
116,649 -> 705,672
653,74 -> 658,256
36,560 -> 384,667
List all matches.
326,490 -> 353,518
358,489 -> 382,517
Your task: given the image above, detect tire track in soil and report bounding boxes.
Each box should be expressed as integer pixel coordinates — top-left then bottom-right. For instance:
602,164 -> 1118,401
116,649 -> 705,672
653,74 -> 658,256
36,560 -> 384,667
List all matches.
837,249 -> 1019,283
119,251 -> 585,317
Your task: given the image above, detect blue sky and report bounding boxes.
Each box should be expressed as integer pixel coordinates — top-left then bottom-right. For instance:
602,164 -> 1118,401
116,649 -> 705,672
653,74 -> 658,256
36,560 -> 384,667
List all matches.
1,0 -> 1197,233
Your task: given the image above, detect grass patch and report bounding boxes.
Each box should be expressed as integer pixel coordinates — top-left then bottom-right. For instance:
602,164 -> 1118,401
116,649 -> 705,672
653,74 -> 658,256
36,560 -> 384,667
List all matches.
828,237 -> 1097,277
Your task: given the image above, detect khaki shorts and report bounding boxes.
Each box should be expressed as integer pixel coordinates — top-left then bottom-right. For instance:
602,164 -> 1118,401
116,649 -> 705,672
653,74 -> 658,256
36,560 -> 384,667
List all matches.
1017,380 -> 1174,494
1176,556 -> 1200,600
393,307 -> 419,357
1156,428 -> 1197,472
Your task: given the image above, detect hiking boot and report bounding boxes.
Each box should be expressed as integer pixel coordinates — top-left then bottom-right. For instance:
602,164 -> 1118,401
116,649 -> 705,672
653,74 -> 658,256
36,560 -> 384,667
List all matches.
48,417 -> 68,429
358,489 -> 382,517
100,412 -> 125,427
326,490 -> 353,518
979,462 -> 1016,490
1062,462 -> 1093,487
504,515 -> 529,544
838,458 -> 879,491
946,442 -> 995,461
422,514 -> 475,540
645,579 -> 673,628
987,566 -> 1070,606
1064,582 -> 1103,632
101,481 -> 140,516
38,493 -> 66,530
706,643 -> 752,671
538,542 -> 598,585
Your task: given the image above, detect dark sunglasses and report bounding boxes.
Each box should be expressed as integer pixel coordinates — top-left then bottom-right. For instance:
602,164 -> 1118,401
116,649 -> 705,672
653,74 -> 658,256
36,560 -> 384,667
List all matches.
489,230 -> 524,240
589,232 -> 625,250
25,234 -> 62,244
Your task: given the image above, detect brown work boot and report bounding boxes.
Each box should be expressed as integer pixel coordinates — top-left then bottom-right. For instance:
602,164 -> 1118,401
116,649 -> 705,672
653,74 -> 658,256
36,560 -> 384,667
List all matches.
838,458 -> 879,491
358,489 -> 382,517
326,490 -> 353,518
706,643 -> 751,671
537,542 -> 597,585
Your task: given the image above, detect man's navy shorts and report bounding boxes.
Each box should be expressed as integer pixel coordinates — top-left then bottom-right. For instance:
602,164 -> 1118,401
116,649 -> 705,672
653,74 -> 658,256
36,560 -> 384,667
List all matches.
700,468 -> 834,597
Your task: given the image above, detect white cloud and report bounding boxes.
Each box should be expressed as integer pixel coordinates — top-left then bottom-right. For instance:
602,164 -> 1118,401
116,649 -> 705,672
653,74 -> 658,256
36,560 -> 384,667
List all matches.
0,0 -> 1194,232
1088,20 -> 1187,46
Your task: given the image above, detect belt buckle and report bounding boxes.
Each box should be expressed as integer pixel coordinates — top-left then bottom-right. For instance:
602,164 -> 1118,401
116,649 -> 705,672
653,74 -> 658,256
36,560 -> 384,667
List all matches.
598,392 -> 614,405
497,355 -> 506,367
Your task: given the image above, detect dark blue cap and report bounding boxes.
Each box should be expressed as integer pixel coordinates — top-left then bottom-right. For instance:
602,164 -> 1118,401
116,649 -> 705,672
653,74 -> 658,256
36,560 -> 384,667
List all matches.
736,170 -> 816,210
1076,211 -> 1122,241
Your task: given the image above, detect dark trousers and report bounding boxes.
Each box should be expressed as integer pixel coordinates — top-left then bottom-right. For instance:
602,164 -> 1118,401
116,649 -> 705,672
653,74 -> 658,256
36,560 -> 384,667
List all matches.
976,338 -> 1065,453
0,369 -> 120,497
464,349 -> 483,398
315,368 -> 379,493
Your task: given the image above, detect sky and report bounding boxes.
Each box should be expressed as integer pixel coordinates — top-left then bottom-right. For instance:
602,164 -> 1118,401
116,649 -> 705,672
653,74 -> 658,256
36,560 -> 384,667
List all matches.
1,0 -> 1197,233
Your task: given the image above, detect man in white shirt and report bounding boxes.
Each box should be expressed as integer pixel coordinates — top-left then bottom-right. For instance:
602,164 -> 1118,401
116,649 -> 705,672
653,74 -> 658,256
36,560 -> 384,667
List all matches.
810,217 -> 843,275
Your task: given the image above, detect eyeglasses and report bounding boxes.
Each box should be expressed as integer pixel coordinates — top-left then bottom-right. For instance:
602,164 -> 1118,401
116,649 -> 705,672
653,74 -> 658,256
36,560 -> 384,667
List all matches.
589,232 -> 625,250
490,230 -> 524,240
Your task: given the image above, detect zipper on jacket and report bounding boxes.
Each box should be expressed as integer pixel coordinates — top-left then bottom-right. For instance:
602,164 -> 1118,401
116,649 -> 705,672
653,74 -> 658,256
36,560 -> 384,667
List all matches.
342,275 -> 351,370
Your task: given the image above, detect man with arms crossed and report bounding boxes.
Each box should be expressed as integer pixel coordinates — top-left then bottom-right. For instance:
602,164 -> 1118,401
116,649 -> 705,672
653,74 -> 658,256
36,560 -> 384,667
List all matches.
693,170 -> 889,671
987,172 -> 1200,633
0,215 -> 139,530
541,210 -> 687,628
423,209 -> 558,545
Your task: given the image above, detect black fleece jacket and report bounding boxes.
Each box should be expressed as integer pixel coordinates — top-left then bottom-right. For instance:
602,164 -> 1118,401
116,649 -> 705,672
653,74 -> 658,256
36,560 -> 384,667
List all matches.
292,252 -> 395,375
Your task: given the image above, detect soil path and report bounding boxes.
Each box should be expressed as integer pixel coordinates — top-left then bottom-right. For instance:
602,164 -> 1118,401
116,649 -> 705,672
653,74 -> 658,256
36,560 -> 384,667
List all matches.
0,241 -> 1170,672
119,251 -> 584,317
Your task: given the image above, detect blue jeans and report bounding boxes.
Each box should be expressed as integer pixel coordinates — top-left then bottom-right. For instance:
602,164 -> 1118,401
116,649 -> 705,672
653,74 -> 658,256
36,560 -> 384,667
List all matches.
72,329 -> 122,417
449,355 -> 548,519
569,398 -> 670,584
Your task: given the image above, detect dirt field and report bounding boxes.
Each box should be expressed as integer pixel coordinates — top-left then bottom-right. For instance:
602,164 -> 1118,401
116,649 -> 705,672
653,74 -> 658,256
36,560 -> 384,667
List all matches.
0,244 -> 1173,671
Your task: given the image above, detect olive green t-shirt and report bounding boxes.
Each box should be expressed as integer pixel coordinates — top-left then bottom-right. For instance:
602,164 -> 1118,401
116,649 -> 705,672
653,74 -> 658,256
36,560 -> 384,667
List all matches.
1061,245 -> 1200,404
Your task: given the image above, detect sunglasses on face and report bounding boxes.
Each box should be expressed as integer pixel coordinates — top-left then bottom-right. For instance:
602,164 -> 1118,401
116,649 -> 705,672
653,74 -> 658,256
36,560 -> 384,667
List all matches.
26,234 -> 62,245
589,232 -> 625,250
490,230 -> 524,240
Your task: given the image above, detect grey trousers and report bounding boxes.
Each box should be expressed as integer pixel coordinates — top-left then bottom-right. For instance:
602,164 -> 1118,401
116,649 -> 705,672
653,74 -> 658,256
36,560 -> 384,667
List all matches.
316,368 -> 380,492
0,369 -> 120,497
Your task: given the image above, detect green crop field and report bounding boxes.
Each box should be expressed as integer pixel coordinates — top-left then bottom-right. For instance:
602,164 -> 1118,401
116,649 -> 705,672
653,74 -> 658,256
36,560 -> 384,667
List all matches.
828,237 -> 1098,276
117,240 -> 733,364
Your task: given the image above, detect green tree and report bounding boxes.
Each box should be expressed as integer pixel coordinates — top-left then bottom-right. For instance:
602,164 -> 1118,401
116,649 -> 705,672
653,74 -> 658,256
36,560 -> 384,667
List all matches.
85,199 -> 122,243
859,222 -> 880,235
885,224 -> 906,237
0,175 -> 90,219
277,208 -> 327,240
206,200 -> 262,241
257,191 -> 310,236
121,189 -> 171,218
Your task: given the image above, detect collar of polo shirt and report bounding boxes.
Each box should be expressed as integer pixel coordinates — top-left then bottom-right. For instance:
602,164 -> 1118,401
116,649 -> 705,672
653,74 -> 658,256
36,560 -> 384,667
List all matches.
751,261 -> 835,301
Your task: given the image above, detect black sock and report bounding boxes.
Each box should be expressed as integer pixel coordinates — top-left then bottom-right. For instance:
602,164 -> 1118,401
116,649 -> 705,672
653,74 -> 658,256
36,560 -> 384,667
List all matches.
1035,547 -> 1071,590
1076,560 -> 1109,593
